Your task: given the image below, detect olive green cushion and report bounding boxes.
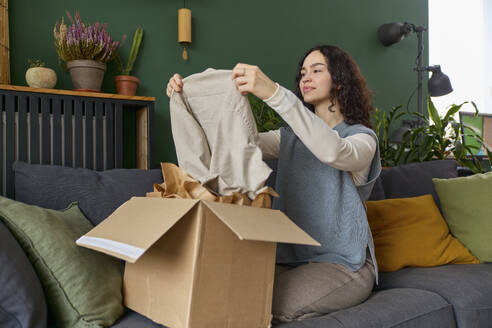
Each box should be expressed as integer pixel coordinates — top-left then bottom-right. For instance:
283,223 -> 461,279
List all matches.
0,196 -> 124,328
433,172 -> 492,262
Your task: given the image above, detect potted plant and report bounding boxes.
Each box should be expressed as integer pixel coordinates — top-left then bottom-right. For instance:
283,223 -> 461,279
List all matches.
115,26 -> 143,96
25,59 -> 57,89
53,11 -> 125,92
373,98 -> 492,173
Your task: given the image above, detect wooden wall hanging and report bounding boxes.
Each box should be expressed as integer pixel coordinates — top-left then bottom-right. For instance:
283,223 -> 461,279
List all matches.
0,0 -> 9,84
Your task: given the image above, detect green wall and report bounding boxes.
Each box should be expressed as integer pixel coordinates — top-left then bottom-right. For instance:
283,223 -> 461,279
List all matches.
9,0 -> 428,167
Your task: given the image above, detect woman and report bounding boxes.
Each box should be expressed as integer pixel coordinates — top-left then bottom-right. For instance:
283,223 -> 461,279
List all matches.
166,45 -> 380,323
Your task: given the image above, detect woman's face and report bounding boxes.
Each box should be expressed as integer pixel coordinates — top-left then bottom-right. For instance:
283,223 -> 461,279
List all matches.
299,50 -> 334,106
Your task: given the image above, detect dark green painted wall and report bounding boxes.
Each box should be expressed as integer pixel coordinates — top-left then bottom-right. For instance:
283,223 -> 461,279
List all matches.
9,0 -> 428,167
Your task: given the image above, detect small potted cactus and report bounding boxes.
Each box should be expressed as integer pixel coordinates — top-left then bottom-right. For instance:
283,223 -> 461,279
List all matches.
115,26 -> 143,96
25,59 -> 57,89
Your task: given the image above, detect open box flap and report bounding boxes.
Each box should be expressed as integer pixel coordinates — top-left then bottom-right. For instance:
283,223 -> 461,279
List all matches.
202,200 -> 320,246
76,197 -> 200,263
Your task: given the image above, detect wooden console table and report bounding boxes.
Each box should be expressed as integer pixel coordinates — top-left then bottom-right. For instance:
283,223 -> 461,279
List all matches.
0,85 -> 155,198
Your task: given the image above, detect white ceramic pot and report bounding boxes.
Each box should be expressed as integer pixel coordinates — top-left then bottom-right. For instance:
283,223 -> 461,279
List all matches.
25,67 -> 57,89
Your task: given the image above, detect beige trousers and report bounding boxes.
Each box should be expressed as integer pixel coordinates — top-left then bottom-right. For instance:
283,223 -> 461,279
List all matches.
170,68 -> 272,200
272,253 -> 375,323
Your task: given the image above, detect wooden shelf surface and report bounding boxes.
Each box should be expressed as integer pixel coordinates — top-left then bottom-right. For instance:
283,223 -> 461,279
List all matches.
0,84 -> 156,102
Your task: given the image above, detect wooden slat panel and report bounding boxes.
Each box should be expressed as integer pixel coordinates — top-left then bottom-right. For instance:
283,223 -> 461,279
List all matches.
482,117 -> 492,151
52,97 -> 62,165
29,96 -> 39,164
0,87 -> 155,187
63,99 -> 73,167
18,95 -> 28,163
5,93 -> 15,198
85,101 -> 94,169
115,103 -> 123,168
74,99 -> 83,168
0,95 -> 3,195
0,0 -> 10,84
136,107 -> 148,169
95,101 -> 103,171
40,96 -> 50,165
147,102 -> 154,169
105,102 -> 114,169
0,84 -> 155,101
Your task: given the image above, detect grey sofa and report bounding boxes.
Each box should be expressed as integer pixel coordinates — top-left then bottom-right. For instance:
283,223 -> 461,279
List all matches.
2,160 -> 492,328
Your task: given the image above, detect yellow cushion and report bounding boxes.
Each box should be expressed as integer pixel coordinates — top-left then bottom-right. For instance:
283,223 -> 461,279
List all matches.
366,194 -> 479,272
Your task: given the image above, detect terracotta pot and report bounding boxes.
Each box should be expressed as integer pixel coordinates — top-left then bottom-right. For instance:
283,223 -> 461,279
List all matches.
25,67 -> 57,89
66,60 -> 106,92
115,75 -> 139,96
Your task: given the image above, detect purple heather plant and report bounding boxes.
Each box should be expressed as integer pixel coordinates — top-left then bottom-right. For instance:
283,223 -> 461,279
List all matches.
53,11 -> 126,64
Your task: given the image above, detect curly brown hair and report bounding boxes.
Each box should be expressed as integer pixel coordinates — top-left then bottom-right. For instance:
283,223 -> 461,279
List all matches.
294,45 -> 375,129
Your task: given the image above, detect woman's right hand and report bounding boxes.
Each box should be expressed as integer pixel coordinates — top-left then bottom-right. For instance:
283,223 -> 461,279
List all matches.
166,73 -> 184,98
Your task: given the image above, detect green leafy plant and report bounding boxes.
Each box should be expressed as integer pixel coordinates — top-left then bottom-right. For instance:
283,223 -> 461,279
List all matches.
374,97 -> 492,173
27,59 -> 46,68
248,94 -> 286,132
372,105 -> 407,167
115,26 -> 143,75
405,98 -> 491,173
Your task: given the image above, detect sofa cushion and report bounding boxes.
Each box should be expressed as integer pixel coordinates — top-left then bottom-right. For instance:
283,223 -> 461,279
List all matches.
378,263 -> 492,327
111,310 -> 165,328
367,176 -> 385,201
367,195 -> 478,272
0,197 -> 124,328
13,161 -> 163,225
378,160 -> 458,210
0,221 -> 47,328
433,172 -> 492,262
275,288 -> 455,328
274,315 -> 343,327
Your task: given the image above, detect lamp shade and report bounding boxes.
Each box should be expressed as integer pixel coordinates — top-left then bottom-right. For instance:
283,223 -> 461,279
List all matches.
428,69 -> 453,97
378,22 -> 412,46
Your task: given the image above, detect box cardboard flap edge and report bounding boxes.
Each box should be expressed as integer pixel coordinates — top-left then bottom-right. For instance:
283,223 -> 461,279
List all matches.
203,200 -> 320,246
76,197 -> 201,263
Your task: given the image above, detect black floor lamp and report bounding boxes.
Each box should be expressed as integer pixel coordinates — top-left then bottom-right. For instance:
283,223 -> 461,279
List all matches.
378,22 -> 453,128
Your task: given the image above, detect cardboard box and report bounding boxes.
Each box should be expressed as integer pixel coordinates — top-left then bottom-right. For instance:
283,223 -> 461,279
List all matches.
77,197 -> 319,328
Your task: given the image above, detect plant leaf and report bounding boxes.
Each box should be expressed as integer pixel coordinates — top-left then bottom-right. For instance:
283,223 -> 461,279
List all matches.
428,97 -> 442,131
443,102 -> 465,121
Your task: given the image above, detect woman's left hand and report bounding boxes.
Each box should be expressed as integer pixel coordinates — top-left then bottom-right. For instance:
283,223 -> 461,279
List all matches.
231,63 -> 278,100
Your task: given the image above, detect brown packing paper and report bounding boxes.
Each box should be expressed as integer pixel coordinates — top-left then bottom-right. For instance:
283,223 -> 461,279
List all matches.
147,162 -> 279,208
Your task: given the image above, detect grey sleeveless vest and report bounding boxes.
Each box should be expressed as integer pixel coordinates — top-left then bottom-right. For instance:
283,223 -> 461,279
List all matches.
273,121 -> 381,280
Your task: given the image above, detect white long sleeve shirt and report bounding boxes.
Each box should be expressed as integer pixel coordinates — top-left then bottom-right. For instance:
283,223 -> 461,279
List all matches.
258,83 -> 377,186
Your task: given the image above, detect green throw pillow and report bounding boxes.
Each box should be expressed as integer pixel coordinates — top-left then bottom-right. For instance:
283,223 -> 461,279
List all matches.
0,196 -> 124,328
433,172 -> 492,262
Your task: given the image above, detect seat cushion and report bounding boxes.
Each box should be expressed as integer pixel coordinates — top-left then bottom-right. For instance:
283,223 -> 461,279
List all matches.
378,263 -> 492,327
111,310 -> 166,328
274,288 -> 455,328
13,161 -> 163,225
0,221 -> 47,328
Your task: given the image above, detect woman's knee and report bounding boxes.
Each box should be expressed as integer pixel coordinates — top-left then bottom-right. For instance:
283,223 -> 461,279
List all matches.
272,261 -> 375,323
